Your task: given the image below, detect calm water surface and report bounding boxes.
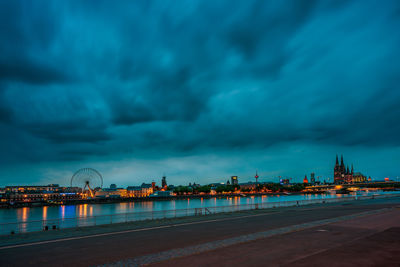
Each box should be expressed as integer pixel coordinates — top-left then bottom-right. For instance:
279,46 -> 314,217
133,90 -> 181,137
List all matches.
1,191 -> 398,224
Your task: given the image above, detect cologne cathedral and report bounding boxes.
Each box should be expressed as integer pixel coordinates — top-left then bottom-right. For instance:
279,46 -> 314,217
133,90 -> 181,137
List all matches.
334,155 -> 367,184
334,155 -> 353,184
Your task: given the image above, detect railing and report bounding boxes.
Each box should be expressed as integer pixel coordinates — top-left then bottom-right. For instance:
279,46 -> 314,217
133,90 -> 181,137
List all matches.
1,193 -> 399,236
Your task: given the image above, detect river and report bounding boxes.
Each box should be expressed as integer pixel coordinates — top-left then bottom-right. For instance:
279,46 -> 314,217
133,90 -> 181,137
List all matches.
1,190 -> 398,224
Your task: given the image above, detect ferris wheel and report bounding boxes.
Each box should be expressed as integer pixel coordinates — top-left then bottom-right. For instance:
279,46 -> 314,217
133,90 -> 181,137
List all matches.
71,168 -> 103,198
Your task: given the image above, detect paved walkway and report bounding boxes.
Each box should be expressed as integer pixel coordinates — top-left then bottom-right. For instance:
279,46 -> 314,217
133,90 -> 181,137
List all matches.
149,208 -> 400,267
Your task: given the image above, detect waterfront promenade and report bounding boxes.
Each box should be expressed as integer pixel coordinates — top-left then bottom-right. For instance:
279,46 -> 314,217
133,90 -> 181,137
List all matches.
1,196 -> 399,266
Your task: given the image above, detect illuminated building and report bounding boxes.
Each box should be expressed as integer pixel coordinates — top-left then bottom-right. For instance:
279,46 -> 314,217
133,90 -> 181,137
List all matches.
334,155 -> 366,184
303,175 -> 309,184
96,186 -> 127,198
280,178 -> 290,185
141,183 -> 154,196
2,184 -> 83,204
6,192 -> 81,203
126,186 -> 142,197
353,172 -> 367,183
5,184 -> 61,193
126,183 -> 154,197
231,176 -> 238,185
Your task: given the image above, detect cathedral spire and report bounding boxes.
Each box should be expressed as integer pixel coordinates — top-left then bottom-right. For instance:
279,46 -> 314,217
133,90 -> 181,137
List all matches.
351,164 -> 354,175
340,155 -> 345,171
335,155 -> 339,166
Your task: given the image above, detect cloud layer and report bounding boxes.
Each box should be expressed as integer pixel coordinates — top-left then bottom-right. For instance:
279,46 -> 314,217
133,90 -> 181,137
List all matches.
1,0 -> 400,184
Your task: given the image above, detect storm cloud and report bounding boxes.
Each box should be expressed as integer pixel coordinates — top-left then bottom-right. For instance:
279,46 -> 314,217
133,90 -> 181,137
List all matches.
1,0 -> 400,185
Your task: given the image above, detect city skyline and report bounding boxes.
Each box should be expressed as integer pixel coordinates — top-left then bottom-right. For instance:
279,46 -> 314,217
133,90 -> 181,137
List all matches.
1,1 -> 400,186
0,153 -> 396,187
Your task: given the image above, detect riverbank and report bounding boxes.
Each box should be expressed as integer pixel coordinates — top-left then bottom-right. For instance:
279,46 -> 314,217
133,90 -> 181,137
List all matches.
1,196 -> 399,266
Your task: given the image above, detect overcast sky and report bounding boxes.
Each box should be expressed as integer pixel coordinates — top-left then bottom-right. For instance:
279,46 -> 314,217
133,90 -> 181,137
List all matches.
0,0 -> 399,187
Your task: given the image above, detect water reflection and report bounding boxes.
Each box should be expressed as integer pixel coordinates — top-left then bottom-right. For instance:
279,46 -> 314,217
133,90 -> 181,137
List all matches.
16,207 -> 29,222
43,206 -> 47,220
60,205 -> 65,218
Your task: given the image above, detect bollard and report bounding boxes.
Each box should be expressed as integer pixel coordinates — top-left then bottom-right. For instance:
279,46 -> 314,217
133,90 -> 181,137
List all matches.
52,225 -> 57,230
44,226 -> 48,231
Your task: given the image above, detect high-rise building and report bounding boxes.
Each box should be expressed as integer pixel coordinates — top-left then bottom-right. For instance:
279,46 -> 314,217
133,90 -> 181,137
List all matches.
231,176 -> 238,185
310,172 -> 315,184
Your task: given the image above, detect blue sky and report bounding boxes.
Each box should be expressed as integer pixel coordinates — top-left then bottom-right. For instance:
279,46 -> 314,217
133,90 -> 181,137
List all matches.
0,0 -> 399,187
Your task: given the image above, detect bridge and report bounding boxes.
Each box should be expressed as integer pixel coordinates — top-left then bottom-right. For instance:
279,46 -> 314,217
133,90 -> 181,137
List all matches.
305,181 -> 400,191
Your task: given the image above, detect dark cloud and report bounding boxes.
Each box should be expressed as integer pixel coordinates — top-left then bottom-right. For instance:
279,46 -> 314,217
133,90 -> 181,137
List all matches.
0,1 -> 70,84
0,106 -> 12,123
0,59 -> 70,85
25,121 -> 111,144
224,1 -> 317,77
0,0 -> 400,183
111,67 -> 209,125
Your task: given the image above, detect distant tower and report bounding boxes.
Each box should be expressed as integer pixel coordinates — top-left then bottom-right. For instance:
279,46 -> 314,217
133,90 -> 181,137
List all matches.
340,155 -> 345,172
351,164 -> 354,175
161,175 -> 167,189
334,155 -> 342,184
303,175 -> 309,184
231,176 -> 238,185
255,170 -> 259,184
310,172 -> 315,184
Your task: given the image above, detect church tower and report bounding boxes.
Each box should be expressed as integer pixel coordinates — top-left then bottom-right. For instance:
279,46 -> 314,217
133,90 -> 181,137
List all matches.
340,155 -> 345,173
334,155 -> 342,183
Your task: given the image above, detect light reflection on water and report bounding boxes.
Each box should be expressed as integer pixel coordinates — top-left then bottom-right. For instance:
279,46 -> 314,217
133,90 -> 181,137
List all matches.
0,191 -> 398,224
43,206 -> 47,220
